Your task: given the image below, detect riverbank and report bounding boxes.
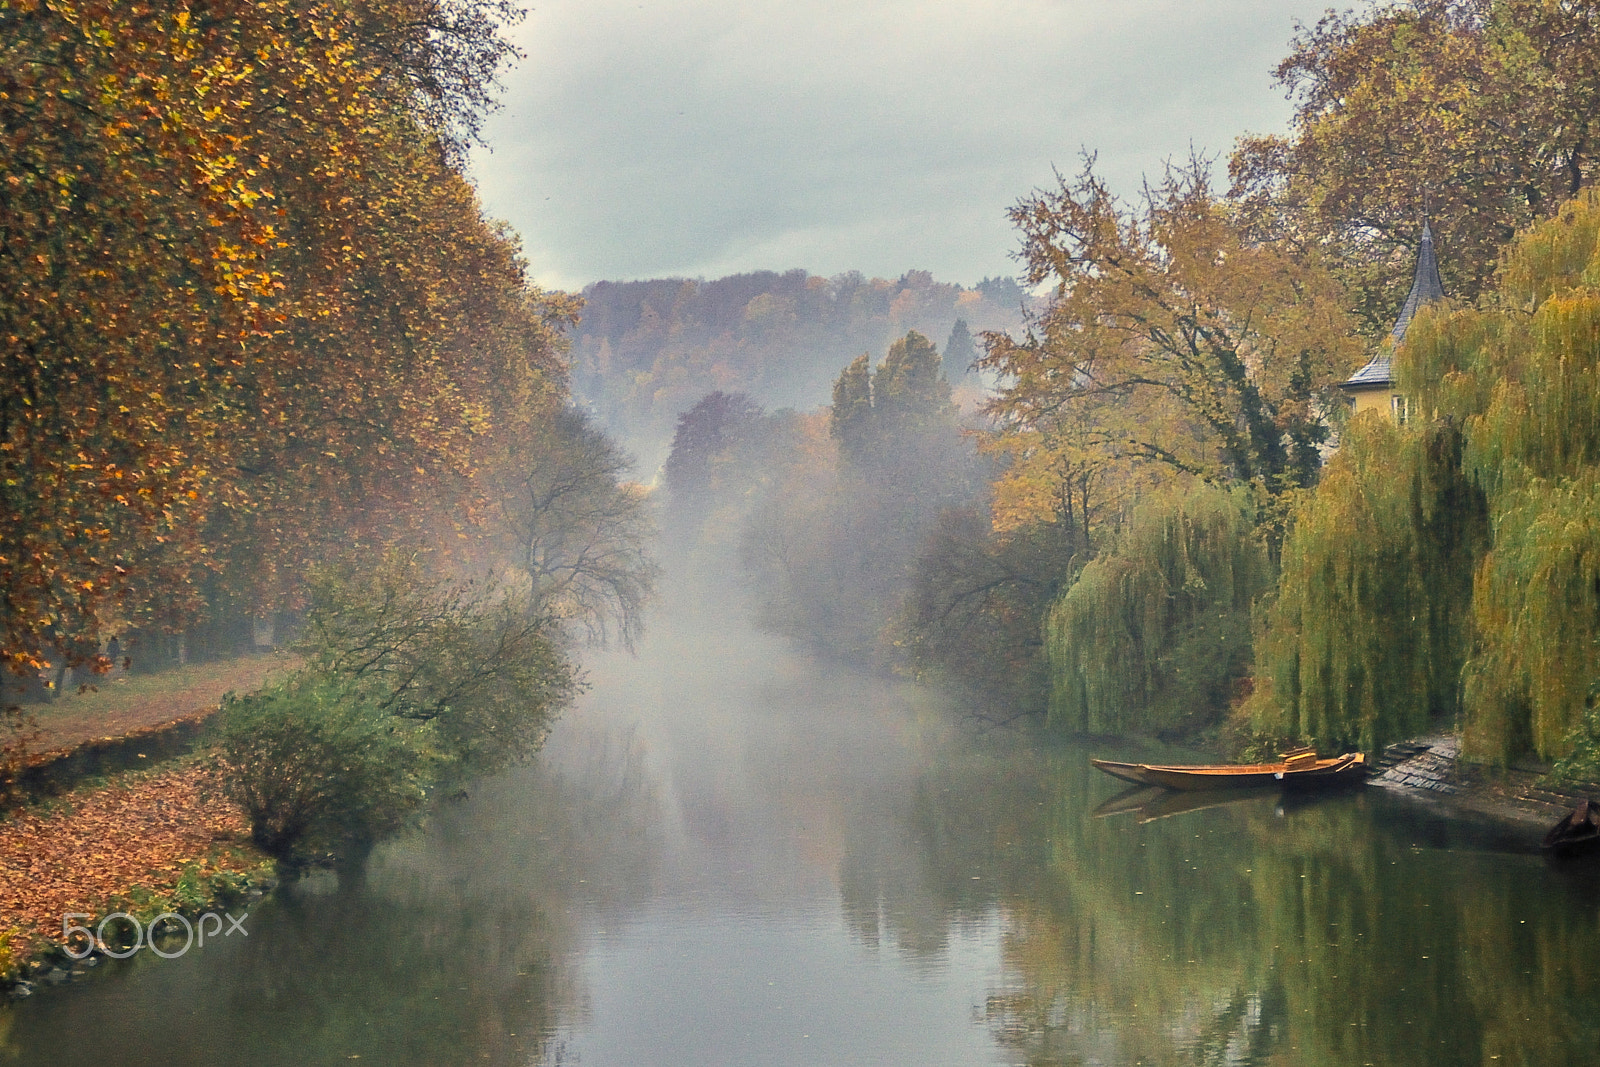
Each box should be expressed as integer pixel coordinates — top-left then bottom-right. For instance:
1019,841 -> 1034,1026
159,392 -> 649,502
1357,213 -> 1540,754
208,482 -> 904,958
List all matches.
0,758 -> 275,991
1371,735 -> 1600,832
1,656 -> 289,991
0,754 -> 275,993
20,653 -> 295,760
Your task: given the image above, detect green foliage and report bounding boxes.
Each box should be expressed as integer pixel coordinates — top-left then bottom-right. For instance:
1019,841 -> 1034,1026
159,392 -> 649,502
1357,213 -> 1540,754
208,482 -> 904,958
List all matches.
943,319 -> 976,384
219,555 -> 579,864
828,331 -> 955,472
829,355 -> 876,467
872,331 -> 950,428
1547,684 -> 1600,785
896,508 -> 1080,713
1463,471 -> 1600,760
296,557 -> 578,777
1046,486 -> 1272,736
1396,192 -> 1600,762
218,676 -> 433,862
1251,416 -> 1486,753
111,859 -> 274,928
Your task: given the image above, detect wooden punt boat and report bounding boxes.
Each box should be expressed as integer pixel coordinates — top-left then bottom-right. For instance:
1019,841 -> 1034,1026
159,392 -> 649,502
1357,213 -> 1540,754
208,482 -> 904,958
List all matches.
1091,750 -> 1367,792
1541,799 -> 1600,859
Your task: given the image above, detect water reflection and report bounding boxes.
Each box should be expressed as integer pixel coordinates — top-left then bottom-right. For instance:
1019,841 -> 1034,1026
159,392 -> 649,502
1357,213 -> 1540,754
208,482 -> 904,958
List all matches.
852,736 -> 1600,1066
1,725 -> 661,1066
6,571 -> 1600,1065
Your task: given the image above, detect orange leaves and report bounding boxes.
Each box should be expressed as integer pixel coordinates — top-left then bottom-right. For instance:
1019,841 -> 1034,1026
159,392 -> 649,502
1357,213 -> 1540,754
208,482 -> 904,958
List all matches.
0,763 -> 258,958
1,0 -> 567,666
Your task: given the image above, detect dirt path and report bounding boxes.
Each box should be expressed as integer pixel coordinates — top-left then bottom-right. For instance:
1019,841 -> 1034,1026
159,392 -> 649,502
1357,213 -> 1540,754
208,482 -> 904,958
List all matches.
20,654 -> 296,760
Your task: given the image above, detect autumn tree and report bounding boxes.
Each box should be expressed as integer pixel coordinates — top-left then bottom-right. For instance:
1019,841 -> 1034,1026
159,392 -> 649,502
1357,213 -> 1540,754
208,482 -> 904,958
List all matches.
0,0 -> 574,679
0,0 -> 284,676
982,160 -> 1361,535
1230,0 -> 1600,333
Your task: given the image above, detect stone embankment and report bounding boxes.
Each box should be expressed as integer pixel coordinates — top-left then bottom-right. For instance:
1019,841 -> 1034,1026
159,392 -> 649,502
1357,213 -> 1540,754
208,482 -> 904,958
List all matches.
1370,735 -> 1600,826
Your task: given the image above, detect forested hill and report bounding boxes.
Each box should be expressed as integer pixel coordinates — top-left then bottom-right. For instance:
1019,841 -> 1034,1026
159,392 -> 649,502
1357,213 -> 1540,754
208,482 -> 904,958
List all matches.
567,269 -> 1027,473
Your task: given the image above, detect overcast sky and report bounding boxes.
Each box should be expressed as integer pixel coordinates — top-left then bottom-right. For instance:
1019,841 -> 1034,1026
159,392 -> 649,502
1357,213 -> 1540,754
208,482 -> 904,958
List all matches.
469,0 -> 1339,292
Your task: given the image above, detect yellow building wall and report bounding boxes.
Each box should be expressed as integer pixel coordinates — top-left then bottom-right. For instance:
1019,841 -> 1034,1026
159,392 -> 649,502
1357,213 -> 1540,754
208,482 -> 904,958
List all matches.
1348,388 -> 1404,419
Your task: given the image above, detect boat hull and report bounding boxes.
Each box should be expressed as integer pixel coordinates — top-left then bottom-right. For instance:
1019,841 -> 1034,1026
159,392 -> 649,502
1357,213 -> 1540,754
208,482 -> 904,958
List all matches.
1542,800 -> 1600,859
1091,754 -> 1366,792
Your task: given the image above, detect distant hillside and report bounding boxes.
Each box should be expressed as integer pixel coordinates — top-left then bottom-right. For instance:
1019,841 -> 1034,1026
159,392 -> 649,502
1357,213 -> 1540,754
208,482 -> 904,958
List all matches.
567,269 -> 1027,475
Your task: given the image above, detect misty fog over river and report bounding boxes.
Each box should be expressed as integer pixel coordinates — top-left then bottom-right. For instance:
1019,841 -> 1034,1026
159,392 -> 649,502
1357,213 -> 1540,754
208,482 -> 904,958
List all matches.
8,555 -> 1600,1066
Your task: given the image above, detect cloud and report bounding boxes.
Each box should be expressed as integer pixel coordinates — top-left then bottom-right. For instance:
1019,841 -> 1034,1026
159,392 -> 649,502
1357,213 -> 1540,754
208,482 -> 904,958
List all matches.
470,0 -> 1329,290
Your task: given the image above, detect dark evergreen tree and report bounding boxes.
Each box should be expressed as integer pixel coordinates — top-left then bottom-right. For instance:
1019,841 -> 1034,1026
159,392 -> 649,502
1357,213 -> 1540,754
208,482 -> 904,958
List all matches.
943,319 -> 976,384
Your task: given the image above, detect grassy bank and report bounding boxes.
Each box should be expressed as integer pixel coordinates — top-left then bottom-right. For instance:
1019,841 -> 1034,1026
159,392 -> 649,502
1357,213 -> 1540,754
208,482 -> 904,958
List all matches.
20,653 -> 297,758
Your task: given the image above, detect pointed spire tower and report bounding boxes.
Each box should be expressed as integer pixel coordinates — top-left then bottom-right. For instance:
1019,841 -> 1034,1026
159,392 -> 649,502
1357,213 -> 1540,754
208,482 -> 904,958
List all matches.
1340,222 -> 1446,417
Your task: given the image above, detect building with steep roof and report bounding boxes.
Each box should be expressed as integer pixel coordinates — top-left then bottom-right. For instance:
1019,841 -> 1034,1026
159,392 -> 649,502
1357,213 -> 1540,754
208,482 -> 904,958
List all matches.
1339,222 -> 1446,419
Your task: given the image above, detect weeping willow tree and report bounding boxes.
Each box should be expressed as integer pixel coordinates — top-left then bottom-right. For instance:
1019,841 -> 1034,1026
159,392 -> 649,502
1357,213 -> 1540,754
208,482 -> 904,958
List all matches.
1250,415 -> 1486,752
1398,192 -> 1600,762
1046,486 -> 1272,736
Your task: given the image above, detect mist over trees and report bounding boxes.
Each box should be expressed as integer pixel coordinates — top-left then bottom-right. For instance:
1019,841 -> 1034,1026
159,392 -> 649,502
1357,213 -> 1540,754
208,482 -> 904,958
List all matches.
568,269 -> 1025,471
12,0 -> 1600,833
642,0 -> 1600,767
659,332 -> 986,673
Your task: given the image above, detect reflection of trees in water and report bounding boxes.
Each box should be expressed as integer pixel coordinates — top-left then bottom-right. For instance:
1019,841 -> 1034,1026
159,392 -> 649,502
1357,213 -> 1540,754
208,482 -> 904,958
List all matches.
846,734 -> 1600,1066
223,887 -> 569,1065
400,723 -> 664,921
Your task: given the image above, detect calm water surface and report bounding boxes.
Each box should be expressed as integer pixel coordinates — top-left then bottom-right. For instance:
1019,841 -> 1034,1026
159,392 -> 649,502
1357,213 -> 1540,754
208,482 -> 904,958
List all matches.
6,572 -> 1600,1065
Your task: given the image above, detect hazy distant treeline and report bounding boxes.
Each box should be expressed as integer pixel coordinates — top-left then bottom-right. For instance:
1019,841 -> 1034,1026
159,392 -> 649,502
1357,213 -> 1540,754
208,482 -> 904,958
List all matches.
568,270 -> 1024,471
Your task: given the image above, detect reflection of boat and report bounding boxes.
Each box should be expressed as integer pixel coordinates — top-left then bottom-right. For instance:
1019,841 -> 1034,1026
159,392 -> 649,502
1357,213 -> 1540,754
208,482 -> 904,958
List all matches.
1542,799 -> 1600,859
1090,750 -> 1367,792
1138,786 -> 1280,822
1092,783 -> 1281,823
1091,784 -> 1166,818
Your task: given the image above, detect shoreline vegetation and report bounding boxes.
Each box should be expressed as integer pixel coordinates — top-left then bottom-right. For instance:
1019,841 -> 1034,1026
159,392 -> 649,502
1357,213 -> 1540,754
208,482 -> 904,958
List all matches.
648,2 -> 1600,787
3,0 -> 656,996
7,0 -> 1600,1015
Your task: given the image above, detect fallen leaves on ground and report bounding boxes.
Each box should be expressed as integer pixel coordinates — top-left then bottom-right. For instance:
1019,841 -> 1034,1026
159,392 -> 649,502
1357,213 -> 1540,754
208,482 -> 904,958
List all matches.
0,762 -> 259,959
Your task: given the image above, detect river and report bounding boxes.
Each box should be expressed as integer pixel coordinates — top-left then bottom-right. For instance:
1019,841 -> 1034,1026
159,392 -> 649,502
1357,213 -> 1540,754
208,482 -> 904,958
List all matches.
5,565 -> 1600,1065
